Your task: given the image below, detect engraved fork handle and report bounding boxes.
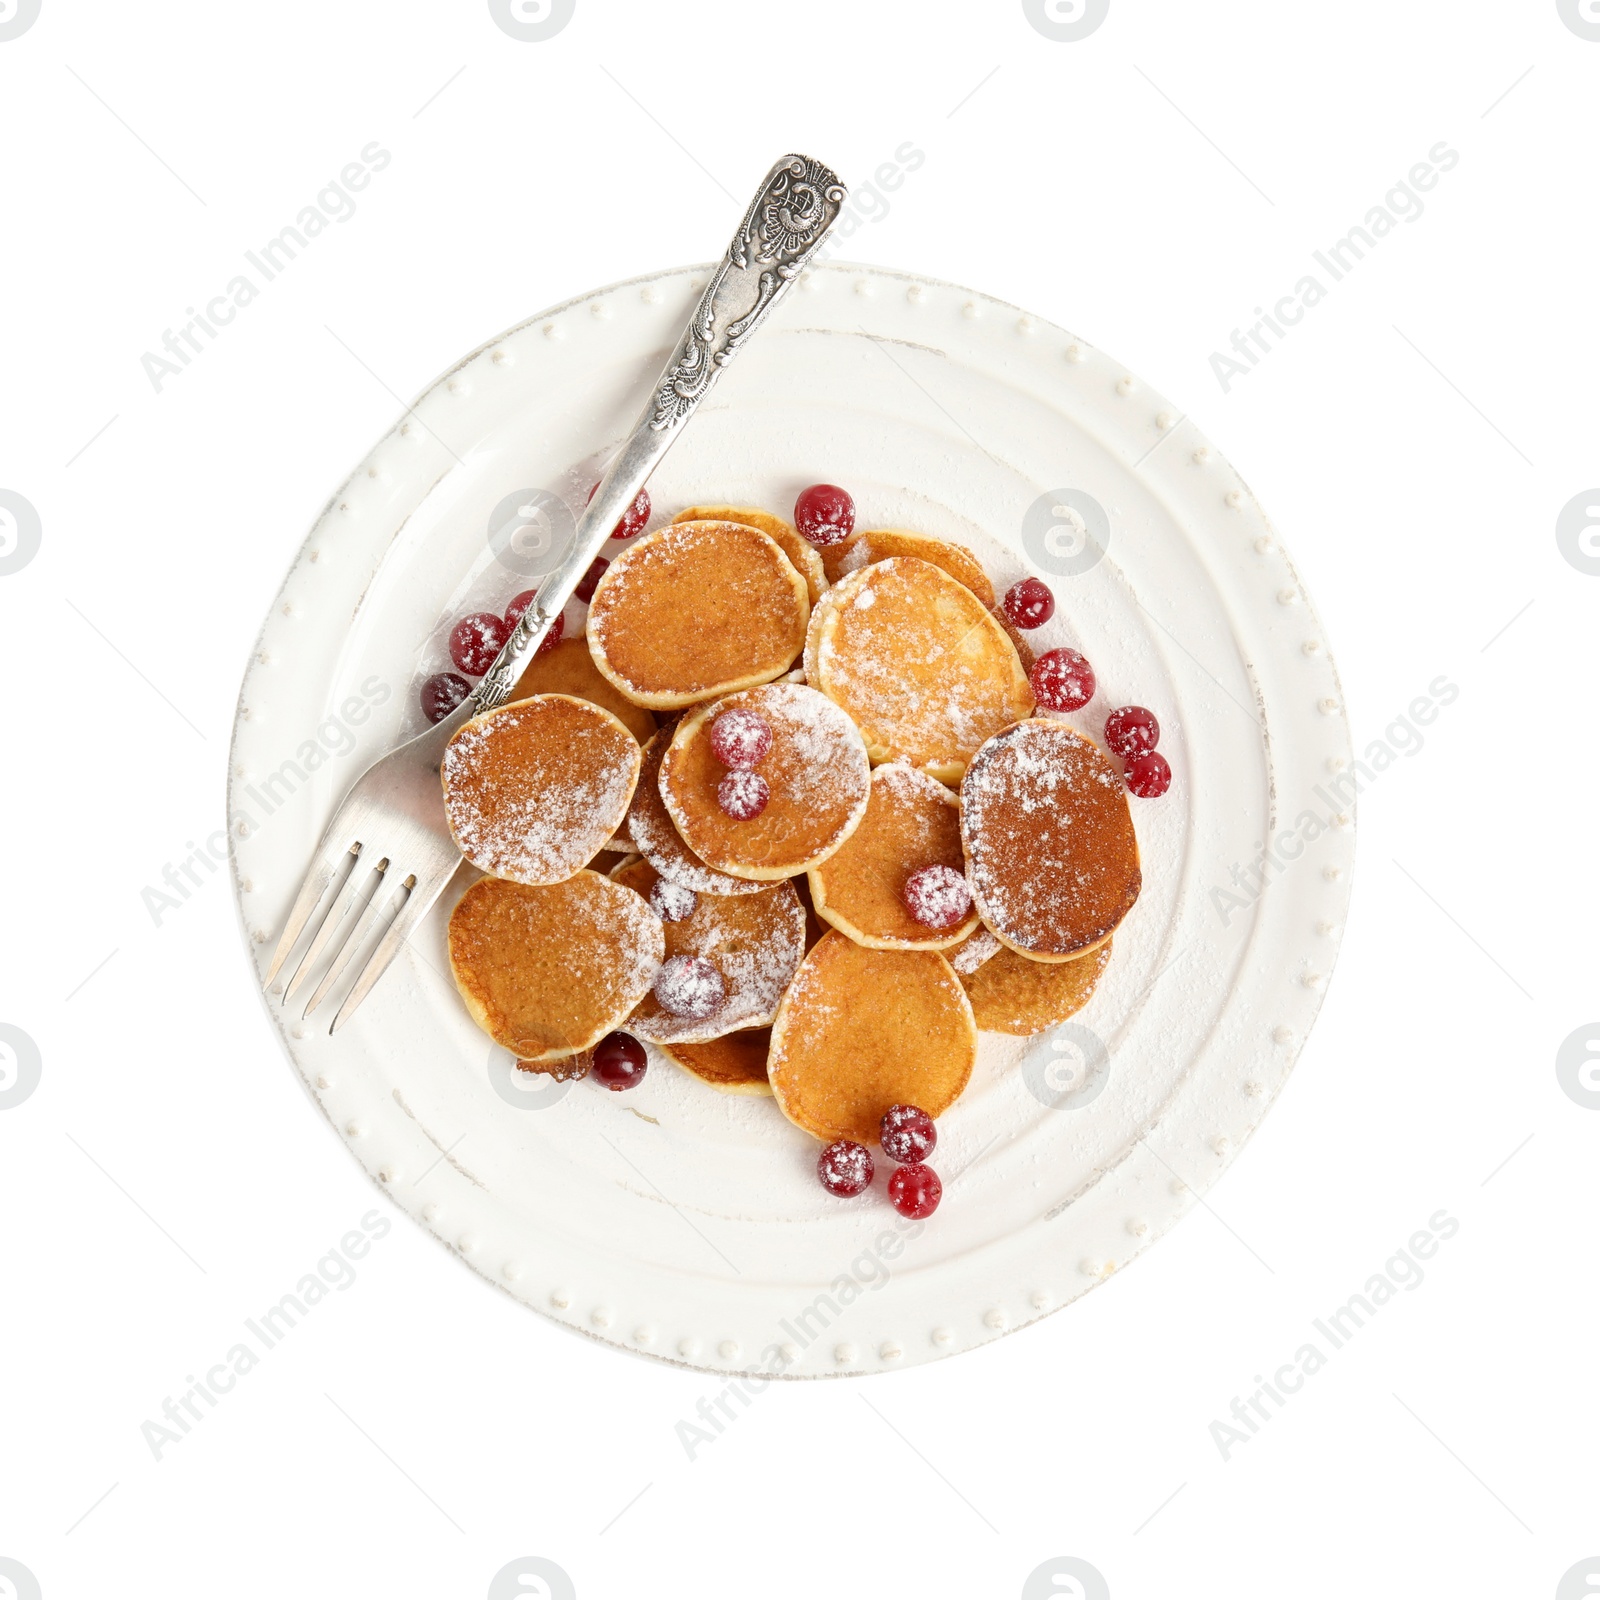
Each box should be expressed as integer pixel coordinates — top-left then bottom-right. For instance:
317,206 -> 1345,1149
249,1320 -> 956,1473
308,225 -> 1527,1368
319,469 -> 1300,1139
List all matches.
468,153 -> 848,714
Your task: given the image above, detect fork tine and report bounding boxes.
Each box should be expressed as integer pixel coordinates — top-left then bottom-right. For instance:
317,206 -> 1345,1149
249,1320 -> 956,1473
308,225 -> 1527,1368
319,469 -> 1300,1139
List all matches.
264,840 -> 359,988
283,852 -> 385,1005
301,864 -> 400,1020
329,871 -> 445,1033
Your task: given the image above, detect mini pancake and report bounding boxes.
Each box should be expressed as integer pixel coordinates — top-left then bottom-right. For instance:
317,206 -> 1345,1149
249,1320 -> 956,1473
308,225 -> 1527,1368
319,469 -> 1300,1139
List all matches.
832,529 -> 995,607
808,763 -> 977,950
512,633 -> 658,744
673,505 -> 827,605
442,695 -> 641,886
610,859 -> 805,1043
658,1029 -> 773,1096
447,872 -> 663,1061
516,1048 -> 592,1083
660,681 -> 871,881
586,519 -> 810,708
959,938 -> 1112,1036
948,926 -> 1002,976
812,557 -> 1034,783
768,932 -> 976,1143
988,604 -> 1037,673
626,729 -> 763,896
961,720 -> 1141,961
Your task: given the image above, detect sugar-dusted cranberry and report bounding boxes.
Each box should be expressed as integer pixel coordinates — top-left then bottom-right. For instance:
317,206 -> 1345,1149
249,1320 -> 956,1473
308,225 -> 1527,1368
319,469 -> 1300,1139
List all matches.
1030,647 -> 1096,712
1003,576 -> 1055,630
902,865 -> 972,930
588,481 -> 651,540
717,770 -> 770,821
818,1139 -> 874,1198
449,611 -> 511,677
709,708 -> 773,769
592,1031 -> 647,1090
574,556 -> 610,602
794,483 -> 855,547
505,590 -> 535,628
649,879 -> 698,923
421,671 -> 471,724
1125,751 -> 1172,798
888,1163 -> 942,1219
1105,705 -> 1160,759
653,955 -> 725,1019
880,1104 -> 936,1164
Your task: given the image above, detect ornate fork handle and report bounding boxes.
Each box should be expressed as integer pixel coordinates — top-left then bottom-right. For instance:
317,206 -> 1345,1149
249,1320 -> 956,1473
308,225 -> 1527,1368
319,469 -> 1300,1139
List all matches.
470,153 -> 847,714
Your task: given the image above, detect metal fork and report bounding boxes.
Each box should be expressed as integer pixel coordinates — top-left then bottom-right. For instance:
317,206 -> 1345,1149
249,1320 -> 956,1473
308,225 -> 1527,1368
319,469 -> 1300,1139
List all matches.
263,153 -> 848,1032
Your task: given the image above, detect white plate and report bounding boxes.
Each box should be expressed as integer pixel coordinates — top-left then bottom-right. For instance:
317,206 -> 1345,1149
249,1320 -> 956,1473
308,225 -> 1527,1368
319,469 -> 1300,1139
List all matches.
229,262 -> 1354,1378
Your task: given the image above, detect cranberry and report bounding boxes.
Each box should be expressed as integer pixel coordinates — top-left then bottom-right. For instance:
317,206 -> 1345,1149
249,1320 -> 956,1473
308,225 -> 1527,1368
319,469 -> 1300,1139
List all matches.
505,590 -> 535,628
421,671 -> 471,724
591,1031 -> 647,1090
817,1139 -> 874,1197
1030,647 -> 1096,712
653,955 -> 725,1019
902,865 -> 972,931
588,481 -> 651,540
794,483 -> 855,548
1125,751 -> 1172,798
709,708 -> 773,769
649,879 -> 698,923
449,612 -> 511,677
717,770 -> 770,821
574,556 -> 610,602
504,593 -> 565,657
888,1163 -> 942,1219
1003,576 -> 1055,630
880,1104 -> 936,1164
1105,705 -> 1160,758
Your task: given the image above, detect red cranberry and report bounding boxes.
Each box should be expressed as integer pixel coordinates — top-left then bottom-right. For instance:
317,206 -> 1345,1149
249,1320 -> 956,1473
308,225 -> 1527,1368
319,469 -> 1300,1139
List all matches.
1030,647 -> 1096,712
449,612 -> 511,677
1125,751 -> 1172,798
1003,576 -> 1055,630
902,865 -> 972,930
880,1104 -> 936,1163
591,1031 -> 647,1090
504,593 -> 565,656
709,708 -> 773,769
505,590 -> 535,628
421,671 -> 471,724
574,556 -> 610,602
588,481 -> 651,540
794,483 -> 855,547
717,770 -> 770,820
888,1163 -> 942,1219
653,955 -> 725,1019
817,1140 -> 874,1197
1105,705 -> 1159,758
648,879 -> 697,923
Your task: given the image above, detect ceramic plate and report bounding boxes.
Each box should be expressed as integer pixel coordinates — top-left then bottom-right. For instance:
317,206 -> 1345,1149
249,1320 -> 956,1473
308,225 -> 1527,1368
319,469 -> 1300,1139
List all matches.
228,262 -> 1353,1377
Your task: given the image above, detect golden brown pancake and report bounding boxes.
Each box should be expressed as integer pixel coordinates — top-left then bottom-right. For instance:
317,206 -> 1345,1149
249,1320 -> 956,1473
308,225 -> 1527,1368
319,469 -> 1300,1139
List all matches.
832,529 -> 995,608
626,729 -> 764,896
586,520 -> 810,708
808,763 -> 977,949
447,873 -> 663,1061
516,1049 -> 592,1082
442,695 -> 641,886
660,681 -> 871,881
988,604 -> 1037,673
512,634 -> 658,743
961,720 -> 1141,961
659,1029 -> 773,1095
768,933 -> 976,1142
609,859 -> 805,1042
960,938 -> 1112,1035
673,505 -> 827,605
811,558 -> 1034,783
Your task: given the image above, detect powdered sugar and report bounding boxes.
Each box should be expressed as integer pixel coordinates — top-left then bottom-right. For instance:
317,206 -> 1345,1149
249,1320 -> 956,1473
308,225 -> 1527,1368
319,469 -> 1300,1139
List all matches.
649,879 -> 698,922
902,864 -> 974,930
654,955 -> 725,1020
950,928 -> 1001,975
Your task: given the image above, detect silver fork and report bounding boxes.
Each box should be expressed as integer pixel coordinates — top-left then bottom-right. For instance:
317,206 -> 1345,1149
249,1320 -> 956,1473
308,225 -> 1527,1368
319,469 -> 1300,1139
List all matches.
263,153 -> 848,1032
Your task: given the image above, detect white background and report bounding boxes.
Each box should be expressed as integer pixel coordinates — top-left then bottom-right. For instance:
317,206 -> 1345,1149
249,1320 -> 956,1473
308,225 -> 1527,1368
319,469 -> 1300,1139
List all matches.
2,2 -> 1596,1597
